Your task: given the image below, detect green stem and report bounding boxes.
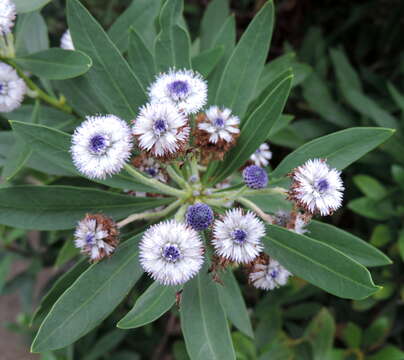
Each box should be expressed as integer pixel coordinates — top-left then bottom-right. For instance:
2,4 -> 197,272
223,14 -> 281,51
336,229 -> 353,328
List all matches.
210,186 -> 287,199
124,164 -> 186,198
174,204 -> 188,222
238,197 -> 274,223
166,165 -> 192,191
117,199 -> 182,228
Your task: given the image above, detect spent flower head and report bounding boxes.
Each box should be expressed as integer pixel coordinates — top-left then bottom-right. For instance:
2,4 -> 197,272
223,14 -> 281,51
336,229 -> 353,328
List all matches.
0,62 -> 26,113
249,258 -> 292,291
0,0 -> 16,34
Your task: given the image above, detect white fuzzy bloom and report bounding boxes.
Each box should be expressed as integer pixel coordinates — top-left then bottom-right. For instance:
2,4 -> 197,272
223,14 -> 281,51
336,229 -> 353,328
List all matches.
289,159 -> 344,216
250,143 -> 272,167
133,102 -> 189,157
198,106 -> 240,144
149,69 -> 207,115
0,0 -> 16,34
0,62 -> 26,113
74,217 -> 116,262
138,157 -> 167,183
71,115 -> 133,179
294,213 -> 308,235
139,220 -> 204,285
249,259 -> 292,291
60,29 -> 74,50
212,208 -> 265,263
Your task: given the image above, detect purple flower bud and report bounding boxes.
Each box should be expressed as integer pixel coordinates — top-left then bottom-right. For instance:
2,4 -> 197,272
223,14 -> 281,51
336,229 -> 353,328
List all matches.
186,203 -> 214,231
243,165 -> 268,189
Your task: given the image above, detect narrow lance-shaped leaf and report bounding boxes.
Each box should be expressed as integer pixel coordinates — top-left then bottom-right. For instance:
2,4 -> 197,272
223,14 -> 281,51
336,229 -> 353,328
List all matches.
200,0 -> 229,51
67,0 -> 147,120
118,282 -> 181,329
272,127 -> 395,178
210,72 -> 292,185
180,261 -> 236,360
215,1 -> 274,118
10,121 -> 157,192
263,224 -> 380,300
31,234 -> 144,352
154,0 -> 191,72
13,0 -> 51,14
192,46 -> 224,78
14,48 -> 92,80
307,220 -> 391,267
0,185 -> 173,230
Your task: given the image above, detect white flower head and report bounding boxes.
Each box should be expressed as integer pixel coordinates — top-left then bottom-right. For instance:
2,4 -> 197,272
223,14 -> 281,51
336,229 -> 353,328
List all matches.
138,157 -> 167,183
139,220 -> 204,285
0,62 -> 26,113
273,210 -> 308,235
71,114 -> 133,179
289,159 -> 344,216
212,208 -> 265,263
249,258 -> 292,291
133,102 -> 190,158
0,0 -> 16,34
74,214 -> 119,262
250,143 -> 272,167
60,29 -> 74,50
198,106 -> 240,144
149,69 -> 207,115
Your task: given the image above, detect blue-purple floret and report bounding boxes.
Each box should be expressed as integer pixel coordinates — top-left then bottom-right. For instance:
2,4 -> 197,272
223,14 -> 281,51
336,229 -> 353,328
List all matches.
186,203 -> 214,231
243,165 -> 268,189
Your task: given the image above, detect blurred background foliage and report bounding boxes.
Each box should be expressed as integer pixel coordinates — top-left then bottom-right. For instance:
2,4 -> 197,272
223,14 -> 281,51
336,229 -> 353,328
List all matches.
1,0 -> 404,359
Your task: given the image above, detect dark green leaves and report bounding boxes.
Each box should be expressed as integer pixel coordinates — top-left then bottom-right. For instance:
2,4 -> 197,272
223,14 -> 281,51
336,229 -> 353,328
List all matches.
14,48 -> 92,80
13,0 -> 51,13
67,0 -> 146,120
0,186 -> 172,230
154,0 -> 191,72
307,221 -> 391,267
118,282 -> 180,329
31,235 -> 144,352
180,262 -> 235,360
200,0 -> 229,51
215,1 -> 274,118
210,71 -> 292,184
272,127 -> 395,178
264,225 -> 380,299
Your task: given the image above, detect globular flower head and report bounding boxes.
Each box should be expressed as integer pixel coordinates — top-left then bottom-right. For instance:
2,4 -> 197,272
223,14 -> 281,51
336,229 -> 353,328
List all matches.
0,62 -> 26,113
74,214 -> 119,262
212,208 -> 265,264
249,257 -> 292,291
289,159 -> 344,216
0,0 -> 16,34
60,29 -> 74,50
132,153 -> 167,183
198,106 -> 240,144
186,203 -> 214,231
71,114 -> 133,179
149,69 -> 207,115
250,143 -> 272,167
139,220 -> 204,285
132,102 -> 190,158
243,165 -> 268,189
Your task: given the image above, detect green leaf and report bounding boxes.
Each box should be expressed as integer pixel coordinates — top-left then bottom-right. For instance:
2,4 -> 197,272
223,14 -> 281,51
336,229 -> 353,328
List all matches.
307,221 -> 391,267
302,72 -> 354,127
32,260 -> 90,325
200,0 -> 229,51
10,121 -> 156,192
13,0 -> 51,13
108,0 -> 161,52
67,0 -> 147,120
14,49 -> 92,80
392,165 -> 404,185
192,47 -> 224,78
118,282 -> 180,329
55,240 -> 79,267
329,48 -> 362,93
398,229 -> 404,262
342,322 -> 362,349
128,29 -> 156,90
367,346 -> 404,360
362,316 -> 391,348
154,0 -> 191,72
370,225 -> 391,248
387,82 -> 404,113
0,255 -> 13,294
264,225 -> 380,299
215,1 -> 274,118
15,11 -> 49,56
348,197 -> 393,221
83,329 -> 127,360
180,261 -> 235,360
206,16 -> 235,104
0,185 -> 173,230
217,270 -> 254,338
353,175 -> 387,200
304,308 -> 335,360
232,332 -> 257,360
272,127 -> 395,178
31,234 -> 144,352
210,72 -> 292,184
